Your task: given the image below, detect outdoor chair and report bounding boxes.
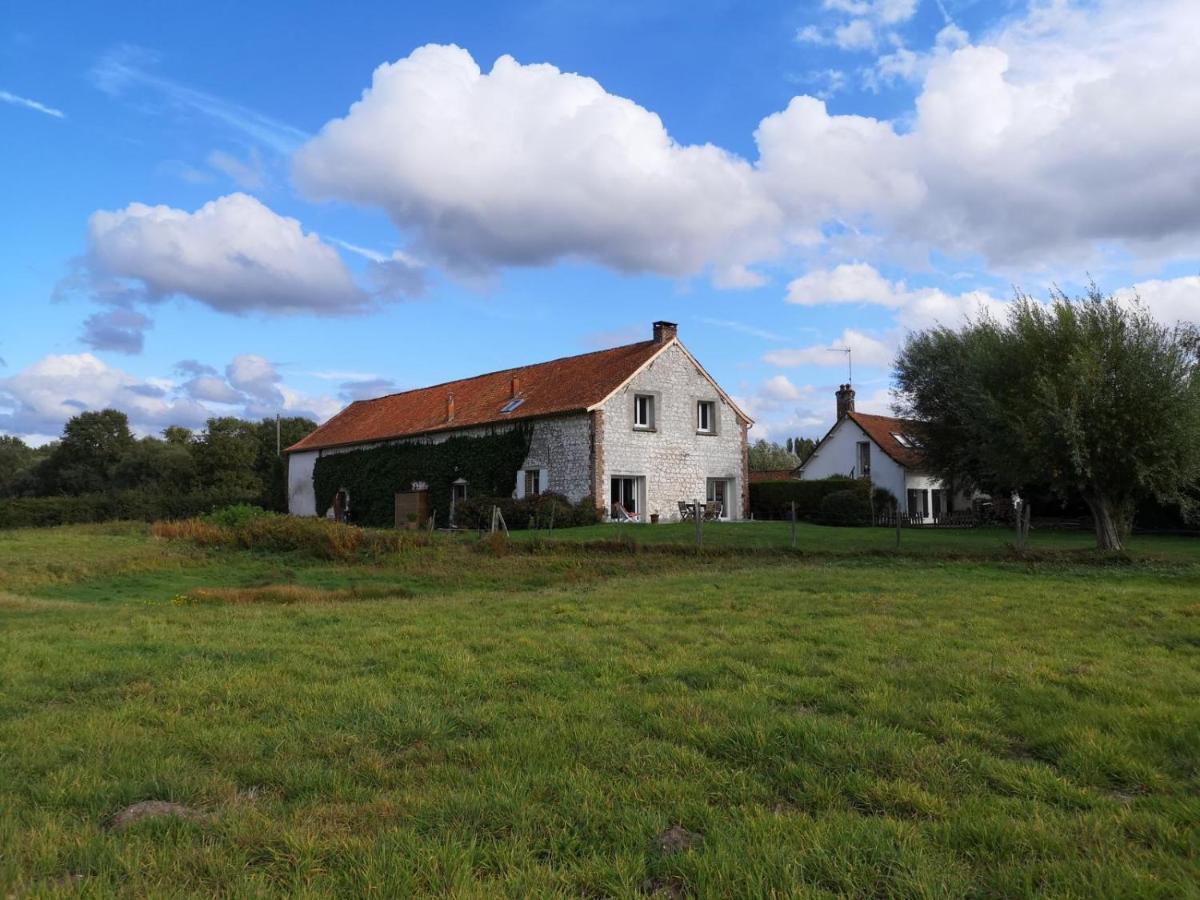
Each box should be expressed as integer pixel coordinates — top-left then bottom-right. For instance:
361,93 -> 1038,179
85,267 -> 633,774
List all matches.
678,501 -> 696,521
703,501 -> 723,521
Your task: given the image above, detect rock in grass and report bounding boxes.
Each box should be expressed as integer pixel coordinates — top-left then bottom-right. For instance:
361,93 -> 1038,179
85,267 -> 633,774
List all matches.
655,825 -> 701,855
109,801 -> 209,831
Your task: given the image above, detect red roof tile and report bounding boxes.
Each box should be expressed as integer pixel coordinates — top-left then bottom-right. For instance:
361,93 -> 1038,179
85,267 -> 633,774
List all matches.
846,411 -> 925,469
287,340 -> 669,453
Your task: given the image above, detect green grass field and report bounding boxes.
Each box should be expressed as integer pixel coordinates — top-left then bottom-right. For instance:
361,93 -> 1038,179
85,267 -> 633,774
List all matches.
2,522 -> 1198,897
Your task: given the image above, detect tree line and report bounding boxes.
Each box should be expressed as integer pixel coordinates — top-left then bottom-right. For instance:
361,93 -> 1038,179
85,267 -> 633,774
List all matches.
0,410 -> 316,511
748,436 -> 816,472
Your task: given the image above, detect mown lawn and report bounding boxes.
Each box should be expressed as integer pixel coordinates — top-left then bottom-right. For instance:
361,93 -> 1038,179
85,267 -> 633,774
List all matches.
1,523 -> 1198,897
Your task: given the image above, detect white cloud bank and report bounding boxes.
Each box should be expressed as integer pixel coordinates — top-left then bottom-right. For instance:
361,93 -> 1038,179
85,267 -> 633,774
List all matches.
0,352 -> 342,442
292,2 -> 1200,282
785,262 -> 1008,331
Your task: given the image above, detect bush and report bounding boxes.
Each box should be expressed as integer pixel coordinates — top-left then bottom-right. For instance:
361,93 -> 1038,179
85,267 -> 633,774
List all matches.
153,514 -> 421,560
452,493 -> 600,530
748,477 -> 869,521
204,503 -> 272,528
817,489 -> 872,526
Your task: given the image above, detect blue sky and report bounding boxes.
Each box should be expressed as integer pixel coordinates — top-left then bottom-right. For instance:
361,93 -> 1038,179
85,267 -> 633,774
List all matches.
2,0 -> 1198,444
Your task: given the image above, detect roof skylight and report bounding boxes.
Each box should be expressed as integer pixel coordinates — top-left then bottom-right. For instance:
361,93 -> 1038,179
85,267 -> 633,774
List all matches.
500,397 -> 525,414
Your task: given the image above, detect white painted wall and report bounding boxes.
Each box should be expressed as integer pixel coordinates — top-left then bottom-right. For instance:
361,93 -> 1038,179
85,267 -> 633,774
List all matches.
799,417 -> 907,508
287,449 -> 319,516
599,343 -> 746,521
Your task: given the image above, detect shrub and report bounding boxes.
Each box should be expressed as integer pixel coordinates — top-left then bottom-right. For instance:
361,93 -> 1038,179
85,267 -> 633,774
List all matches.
817,489 -> 872,526
204,503 -> 273,528
872,487 -> 898,513
748,477 -> 869,521
153,514 -> 420,560
452,492 -> 600,531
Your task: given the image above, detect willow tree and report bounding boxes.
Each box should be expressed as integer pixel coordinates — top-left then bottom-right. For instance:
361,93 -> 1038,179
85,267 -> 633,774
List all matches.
894,285 -> 1200,550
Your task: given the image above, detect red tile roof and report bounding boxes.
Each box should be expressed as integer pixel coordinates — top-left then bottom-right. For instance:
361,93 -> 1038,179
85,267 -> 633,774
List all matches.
288,339 -> 670,453
846,411 -> 925,469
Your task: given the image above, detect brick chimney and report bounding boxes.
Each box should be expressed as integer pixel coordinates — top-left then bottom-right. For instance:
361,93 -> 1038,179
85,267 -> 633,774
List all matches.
510,375 -> 521,397
836,383 -> 855,421
652,321 -> 678,343
446,392 -> 455,422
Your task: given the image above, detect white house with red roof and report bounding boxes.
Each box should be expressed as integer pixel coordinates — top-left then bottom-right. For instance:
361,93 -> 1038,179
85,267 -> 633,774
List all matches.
286,322 -> 753,522
796,384 -> 970,521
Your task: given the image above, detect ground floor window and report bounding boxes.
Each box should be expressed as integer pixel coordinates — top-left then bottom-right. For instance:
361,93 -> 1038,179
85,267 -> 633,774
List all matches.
610,476 -> 641,520
706,478 -> 732,518
524,469 -> 541,497
907,488 -> 929,518
930,488 -> 951,517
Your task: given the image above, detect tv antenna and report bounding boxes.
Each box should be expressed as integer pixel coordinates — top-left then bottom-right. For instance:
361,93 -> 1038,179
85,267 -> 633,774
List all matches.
828,345 -> 852,384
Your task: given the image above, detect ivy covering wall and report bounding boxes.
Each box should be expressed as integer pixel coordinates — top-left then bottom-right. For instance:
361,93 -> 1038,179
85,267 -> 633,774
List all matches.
311,426 -> 534,527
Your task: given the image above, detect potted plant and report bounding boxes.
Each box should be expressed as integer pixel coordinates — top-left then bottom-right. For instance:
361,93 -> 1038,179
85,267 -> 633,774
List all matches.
650,510 -> 660,524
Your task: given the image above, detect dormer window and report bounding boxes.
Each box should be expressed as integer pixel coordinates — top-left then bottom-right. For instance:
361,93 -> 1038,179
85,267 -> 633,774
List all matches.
500,397 -> 525,414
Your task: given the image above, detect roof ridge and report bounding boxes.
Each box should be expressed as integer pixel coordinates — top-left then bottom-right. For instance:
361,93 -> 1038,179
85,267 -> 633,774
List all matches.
349,339 -> 660,405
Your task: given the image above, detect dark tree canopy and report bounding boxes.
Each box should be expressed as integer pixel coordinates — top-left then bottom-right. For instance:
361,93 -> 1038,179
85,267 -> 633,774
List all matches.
3,410 -> 317,511
895,284 -> 1200,550
40,409 -> 135,495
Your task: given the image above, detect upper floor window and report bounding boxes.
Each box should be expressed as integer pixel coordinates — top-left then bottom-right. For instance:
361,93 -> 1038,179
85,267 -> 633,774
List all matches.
634,394 -> 655,430
697,400 -> 716,434
856,440 -> 871,477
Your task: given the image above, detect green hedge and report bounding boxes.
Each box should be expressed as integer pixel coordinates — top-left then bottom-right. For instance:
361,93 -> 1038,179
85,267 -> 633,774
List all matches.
311,427 -> 534,528
0,490 -> 261,529
749,477 -> 870,522
817,488 -> 872,526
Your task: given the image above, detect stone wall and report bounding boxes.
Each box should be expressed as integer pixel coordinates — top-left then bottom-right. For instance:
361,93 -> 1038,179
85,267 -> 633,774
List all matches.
598,342 -> 748,520
515,414 -> 592,502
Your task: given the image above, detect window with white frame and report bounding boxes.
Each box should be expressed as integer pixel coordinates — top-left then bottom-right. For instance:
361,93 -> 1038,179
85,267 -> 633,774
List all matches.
633,394 -> 655,429
697,400 -> 715,434
524,469 -> 542,497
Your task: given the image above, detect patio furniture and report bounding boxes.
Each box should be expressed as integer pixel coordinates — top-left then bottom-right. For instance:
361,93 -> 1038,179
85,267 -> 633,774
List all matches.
678,500 -> 696,521
703,501 -> 723,521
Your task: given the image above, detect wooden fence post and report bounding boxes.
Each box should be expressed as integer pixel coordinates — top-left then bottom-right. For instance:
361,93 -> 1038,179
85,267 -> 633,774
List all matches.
694,498 -> 702,547
895,500 -> 901,548
790,501 -> 797,549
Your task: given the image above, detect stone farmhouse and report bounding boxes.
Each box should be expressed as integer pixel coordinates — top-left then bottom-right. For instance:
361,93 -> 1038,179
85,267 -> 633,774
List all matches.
796,384 -> 971,522
286,322 -> 753,522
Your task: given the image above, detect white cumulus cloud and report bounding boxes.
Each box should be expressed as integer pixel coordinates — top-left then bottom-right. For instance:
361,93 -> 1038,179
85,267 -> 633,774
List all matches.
764,328 -> 896,370
83,193 -> 368,315
293,44 -> 780,284
0,353 -> 345,442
